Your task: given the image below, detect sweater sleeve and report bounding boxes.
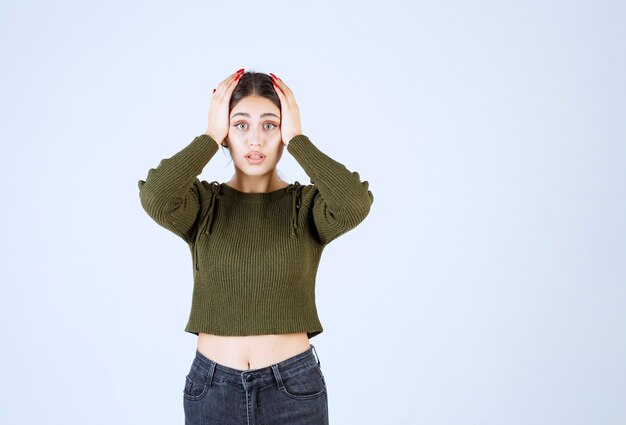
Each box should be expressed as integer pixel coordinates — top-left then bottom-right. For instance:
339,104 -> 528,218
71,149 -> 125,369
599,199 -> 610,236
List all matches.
138,134 -> 220,243
286,134 -> 374,245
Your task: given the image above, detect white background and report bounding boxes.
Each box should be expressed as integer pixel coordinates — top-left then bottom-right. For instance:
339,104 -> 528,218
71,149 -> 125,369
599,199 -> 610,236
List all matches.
1,0 -> 624,424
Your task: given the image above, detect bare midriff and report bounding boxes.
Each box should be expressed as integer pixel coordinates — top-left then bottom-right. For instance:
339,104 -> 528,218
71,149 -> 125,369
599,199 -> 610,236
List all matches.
197,332 -> 312,371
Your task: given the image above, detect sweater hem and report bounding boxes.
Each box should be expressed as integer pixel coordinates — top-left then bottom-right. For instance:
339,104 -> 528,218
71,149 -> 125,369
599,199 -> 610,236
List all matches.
183,326 -> 323,340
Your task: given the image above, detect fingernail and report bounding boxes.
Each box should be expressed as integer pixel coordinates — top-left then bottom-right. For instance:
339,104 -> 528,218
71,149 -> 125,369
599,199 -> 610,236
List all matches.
235,73 -> 241,81
236,68 -> 244,73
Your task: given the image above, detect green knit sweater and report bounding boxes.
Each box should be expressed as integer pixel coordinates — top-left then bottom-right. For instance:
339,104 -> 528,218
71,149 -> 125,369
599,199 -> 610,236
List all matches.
138,133 -> 373,339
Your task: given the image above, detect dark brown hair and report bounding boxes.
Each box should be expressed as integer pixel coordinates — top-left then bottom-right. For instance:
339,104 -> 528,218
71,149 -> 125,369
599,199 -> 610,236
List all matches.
229,71 -> 280,112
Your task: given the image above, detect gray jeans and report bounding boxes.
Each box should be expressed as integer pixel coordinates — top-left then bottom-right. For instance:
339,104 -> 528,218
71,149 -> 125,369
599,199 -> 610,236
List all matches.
183,344 -> 329,425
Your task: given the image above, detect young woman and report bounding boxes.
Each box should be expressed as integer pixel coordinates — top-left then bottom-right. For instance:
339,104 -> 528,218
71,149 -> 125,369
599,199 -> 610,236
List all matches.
138,69 -> 373,424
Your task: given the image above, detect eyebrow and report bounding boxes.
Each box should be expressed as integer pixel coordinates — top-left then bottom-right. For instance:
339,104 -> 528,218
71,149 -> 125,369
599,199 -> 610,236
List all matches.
230,112 -> 280,119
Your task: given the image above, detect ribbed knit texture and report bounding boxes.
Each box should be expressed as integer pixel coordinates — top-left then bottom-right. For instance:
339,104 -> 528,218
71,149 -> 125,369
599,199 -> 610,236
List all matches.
138,134 -> 373,339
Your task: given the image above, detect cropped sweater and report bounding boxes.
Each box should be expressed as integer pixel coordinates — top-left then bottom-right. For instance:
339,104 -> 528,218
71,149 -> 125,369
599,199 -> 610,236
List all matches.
137,133 -> 373,339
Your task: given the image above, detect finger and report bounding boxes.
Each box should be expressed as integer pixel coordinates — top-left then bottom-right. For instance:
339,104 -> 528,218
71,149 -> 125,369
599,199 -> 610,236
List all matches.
272,78 -> 296,108
273,82 -> 286,104
217,69 -> 245,90
270,72 -> 284,85
226,72 -> 243,95
271,74 -> 294,96
213,70 -> 244,101
227,68 -> 244,80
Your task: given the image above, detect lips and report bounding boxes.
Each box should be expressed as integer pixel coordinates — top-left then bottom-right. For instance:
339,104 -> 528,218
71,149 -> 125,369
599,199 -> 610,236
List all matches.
245,151 -> 265,164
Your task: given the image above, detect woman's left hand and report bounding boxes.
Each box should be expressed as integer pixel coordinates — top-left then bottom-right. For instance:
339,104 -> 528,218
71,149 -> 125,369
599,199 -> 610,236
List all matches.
270,73 -> 302,146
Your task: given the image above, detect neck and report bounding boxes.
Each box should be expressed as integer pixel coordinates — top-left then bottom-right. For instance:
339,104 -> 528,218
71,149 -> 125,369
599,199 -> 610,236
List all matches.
227,169 -> 288,193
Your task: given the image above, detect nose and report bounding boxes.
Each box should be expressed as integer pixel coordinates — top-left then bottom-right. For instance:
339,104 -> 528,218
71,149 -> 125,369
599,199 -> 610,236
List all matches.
248,128 -> 263,147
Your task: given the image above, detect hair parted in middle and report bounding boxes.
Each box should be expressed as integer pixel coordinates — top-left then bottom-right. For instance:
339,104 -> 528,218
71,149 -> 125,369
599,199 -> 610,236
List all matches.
221,70 -> 281,150
229,71 -> 281,113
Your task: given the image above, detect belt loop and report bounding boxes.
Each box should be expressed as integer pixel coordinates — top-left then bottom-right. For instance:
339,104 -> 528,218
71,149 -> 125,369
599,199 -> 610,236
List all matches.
207,361 -> 216,387
271,364 -> 285,390
310,344 -> 321,366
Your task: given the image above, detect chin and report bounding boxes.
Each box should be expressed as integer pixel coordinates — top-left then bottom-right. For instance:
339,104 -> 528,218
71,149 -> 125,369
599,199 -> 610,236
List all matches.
243,169 -> 271,177
237,163 -> 277,176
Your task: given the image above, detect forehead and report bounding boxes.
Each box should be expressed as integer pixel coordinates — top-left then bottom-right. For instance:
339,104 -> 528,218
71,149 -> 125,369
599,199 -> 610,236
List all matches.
231,95 -> 279,115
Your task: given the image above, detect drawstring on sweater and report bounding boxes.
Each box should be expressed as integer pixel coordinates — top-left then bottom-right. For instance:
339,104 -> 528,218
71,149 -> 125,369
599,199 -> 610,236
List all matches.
194,181 -> 303,270
194,181 -> 222,271
204,181 -> 222,236
286,181 -> 304,238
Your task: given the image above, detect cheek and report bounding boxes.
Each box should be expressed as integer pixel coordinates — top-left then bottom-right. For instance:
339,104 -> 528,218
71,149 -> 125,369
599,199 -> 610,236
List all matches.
275,145 -> 285,160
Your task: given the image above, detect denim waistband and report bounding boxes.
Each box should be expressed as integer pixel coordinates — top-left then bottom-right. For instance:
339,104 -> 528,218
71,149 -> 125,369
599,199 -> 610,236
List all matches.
190,344 -> 321,387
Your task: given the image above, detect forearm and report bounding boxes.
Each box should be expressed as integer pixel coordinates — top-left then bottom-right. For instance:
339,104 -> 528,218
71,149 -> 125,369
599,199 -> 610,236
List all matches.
138,134 -> 220,242
287,134 -> 373,225
139,134 -> 219,203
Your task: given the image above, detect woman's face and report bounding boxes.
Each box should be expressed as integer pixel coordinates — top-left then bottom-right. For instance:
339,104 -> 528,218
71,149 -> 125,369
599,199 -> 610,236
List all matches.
226,95 -> 283,177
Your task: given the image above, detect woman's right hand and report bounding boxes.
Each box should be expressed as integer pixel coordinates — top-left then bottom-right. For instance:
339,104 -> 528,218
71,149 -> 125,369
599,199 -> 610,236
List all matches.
205,68 -> 244,145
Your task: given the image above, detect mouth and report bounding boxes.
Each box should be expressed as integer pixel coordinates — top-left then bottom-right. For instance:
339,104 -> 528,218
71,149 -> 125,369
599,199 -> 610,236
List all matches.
245,153 -> 265,164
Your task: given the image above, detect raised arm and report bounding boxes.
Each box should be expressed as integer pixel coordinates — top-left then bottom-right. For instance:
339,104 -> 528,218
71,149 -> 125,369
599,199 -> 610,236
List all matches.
138,69 -> 244,242
138,134 -> 219,242
287,134 -> 374,245
270,72 -> 373,245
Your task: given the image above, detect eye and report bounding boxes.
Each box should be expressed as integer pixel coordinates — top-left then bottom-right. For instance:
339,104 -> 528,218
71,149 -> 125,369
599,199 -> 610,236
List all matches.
234,123 -> 247,130
264,123 -> 277,130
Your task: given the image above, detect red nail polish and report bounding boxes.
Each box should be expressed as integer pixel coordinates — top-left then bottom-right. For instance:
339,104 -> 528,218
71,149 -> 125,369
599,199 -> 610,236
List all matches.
212,88 -> 216,93
236,68 -> 244,73
235,73 -> 241,81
